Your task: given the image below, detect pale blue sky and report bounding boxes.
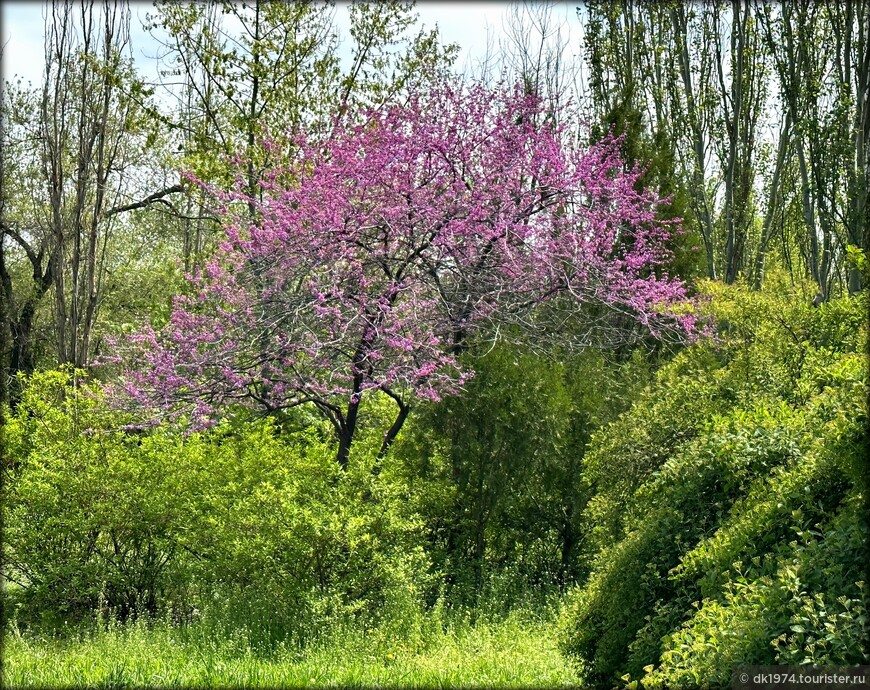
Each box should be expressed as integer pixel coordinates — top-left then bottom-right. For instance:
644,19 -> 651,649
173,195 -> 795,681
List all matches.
2,2 -> 581,89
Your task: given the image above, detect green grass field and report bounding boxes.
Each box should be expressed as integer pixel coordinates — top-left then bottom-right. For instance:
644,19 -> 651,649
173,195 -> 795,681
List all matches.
3,612 -> 581,688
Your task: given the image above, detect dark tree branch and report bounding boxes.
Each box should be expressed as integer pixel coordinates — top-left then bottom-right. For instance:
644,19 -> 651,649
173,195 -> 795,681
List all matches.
1,223 -> 40,270
105,183 -> 186,217
377,386 -> 410,460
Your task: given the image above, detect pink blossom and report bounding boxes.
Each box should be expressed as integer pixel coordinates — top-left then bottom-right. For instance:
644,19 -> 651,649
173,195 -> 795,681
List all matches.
109,79 -> 704,457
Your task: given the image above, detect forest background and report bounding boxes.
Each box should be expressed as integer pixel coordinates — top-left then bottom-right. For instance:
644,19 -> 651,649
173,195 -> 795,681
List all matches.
1,1 -> 868,687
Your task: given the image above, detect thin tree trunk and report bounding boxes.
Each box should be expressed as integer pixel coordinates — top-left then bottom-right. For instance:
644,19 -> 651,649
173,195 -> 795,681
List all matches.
378,389 -> 409,459
723,0 -> 745,285
753,111 -> 792,288
672,5 -> 717,279
850,0 -> 870,293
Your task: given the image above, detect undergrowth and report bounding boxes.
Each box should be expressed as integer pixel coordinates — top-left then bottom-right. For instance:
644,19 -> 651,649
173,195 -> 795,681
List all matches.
3,605 -> 581,688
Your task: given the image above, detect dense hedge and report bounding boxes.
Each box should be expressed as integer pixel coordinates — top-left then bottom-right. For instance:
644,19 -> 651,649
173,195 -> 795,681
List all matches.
558,279 -> 869,687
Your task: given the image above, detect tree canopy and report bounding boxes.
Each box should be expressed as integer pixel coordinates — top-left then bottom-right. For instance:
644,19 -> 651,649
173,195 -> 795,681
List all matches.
111,80 -> 700,467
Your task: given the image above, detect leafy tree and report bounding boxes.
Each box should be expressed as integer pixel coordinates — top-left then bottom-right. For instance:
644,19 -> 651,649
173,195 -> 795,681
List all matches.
148,0 -> 339,192
111,80 -> 700,469
395,343 -> 651,604
145,0 -> 458,267
577,0 -> 869,296
398,345 -> 573,600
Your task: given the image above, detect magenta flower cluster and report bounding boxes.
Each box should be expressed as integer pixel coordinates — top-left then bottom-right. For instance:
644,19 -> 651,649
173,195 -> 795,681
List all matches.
114,81 -> 701,430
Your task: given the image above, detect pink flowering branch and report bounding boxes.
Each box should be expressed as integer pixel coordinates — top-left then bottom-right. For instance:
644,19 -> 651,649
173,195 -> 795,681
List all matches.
108,79 -> 705,469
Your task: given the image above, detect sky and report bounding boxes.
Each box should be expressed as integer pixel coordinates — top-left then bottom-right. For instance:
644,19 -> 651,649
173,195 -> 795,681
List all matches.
1,2 -> 582,90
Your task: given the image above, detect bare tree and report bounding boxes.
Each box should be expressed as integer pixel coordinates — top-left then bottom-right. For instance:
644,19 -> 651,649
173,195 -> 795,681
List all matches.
501,2 -> 581,127
0,0 -> 182,394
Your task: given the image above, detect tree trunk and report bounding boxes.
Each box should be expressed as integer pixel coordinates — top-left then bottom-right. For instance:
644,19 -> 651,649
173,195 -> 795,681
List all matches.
850,0 -> 870,294
672,5 -> 717,280
335,397 -> 359,471
559,518 -> 578,590
377,390 -> 409,459
753,111 -> 792,289
335,359 -> 365,471
0,236 -> 54,402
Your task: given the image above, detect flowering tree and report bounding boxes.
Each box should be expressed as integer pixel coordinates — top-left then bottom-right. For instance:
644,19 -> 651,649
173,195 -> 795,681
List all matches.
113,81 -> 701,469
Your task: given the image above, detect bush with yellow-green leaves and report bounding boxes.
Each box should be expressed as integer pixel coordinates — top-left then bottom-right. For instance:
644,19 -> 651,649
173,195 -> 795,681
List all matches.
558,278 -> 869,688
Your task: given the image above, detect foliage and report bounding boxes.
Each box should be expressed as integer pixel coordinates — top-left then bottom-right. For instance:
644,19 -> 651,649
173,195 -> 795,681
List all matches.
111,78 -> 699,470
2,369 -> 429,647
578,1 -> 870,295
395,342 -> 652,605
3,369 -> 193,627
176,417 -> 431,650
557,278 -> 868,687
149,1 -> 458,186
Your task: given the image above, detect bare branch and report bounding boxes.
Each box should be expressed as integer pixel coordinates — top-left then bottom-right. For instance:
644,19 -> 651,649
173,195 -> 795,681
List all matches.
105,183 -> 186,217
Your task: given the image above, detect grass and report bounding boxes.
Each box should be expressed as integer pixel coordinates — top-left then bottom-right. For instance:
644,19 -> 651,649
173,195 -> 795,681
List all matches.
2,609 -> 581,688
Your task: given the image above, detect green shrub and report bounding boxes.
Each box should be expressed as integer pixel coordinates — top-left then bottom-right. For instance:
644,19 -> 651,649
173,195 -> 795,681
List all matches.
642,494 -> 868,689
558,280 -> 869,687
184,421 -> 432,649
3,368 -> 197,627
2,370 -> 431,648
